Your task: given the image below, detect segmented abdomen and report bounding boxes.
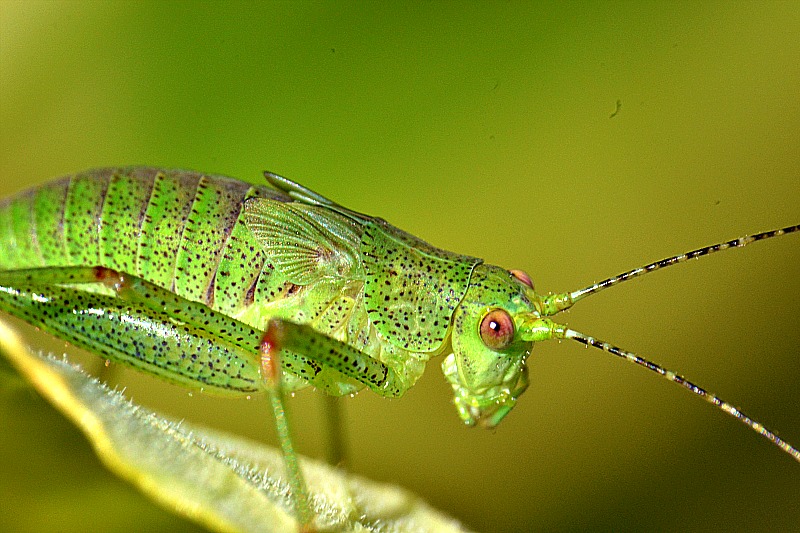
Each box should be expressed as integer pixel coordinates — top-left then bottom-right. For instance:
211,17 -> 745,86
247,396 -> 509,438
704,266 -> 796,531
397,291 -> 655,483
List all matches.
0,167 -> 283,315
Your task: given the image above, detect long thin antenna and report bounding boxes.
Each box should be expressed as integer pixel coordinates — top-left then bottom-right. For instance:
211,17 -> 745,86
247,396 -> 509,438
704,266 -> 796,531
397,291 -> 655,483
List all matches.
568,224 -> 800,304
561,327 -> 800,463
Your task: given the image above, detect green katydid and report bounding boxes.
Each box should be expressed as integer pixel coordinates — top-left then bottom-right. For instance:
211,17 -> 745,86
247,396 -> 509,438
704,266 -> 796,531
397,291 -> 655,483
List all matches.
0,167 -> 797,529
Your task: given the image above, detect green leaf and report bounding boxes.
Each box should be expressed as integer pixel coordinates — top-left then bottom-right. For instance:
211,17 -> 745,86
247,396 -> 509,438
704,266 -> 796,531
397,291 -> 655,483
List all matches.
0,319 -> 470,533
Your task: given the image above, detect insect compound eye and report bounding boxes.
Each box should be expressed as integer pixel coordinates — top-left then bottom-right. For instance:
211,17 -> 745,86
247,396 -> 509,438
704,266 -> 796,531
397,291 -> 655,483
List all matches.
479,309 -> 515,351
510,269 -> 534,289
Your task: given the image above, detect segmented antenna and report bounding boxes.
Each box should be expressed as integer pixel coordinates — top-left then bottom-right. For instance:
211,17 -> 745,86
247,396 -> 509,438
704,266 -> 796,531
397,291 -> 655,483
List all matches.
569,224 -> 800,303
538,223 -> 800,462
561,328 -> 800,463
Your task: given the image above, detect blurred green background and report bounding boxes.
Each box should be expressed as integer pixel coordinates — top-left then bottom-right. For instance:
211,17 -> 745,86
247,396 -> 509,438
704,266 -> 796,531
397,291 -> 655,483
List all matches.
2,2 -> 799,532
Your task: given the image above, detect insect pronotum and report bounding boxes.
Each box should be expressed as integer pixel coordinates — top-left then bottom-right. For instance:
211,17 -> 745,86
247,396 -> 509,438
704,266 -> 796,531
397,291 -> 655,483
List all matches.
0,167 -> 797,529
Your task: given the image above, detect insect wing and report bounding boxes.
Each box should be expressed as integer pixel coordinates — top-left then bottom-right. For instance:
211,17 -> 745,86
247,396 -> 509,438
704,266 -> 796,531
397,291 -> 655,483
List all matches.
243,198 -> 362,285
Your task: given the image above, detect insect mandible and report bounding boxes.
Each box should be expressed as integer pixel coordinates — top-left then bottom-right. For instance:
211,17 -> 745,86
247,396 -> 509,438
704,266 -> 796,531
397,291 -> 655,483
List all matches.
0,167 -> 797,529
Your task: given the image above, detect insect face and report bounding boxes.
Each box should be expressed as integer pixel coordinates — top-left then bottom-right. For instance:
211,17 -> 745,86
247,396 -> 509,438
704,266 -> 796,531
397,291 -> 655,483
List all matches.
442,264 -> 544,428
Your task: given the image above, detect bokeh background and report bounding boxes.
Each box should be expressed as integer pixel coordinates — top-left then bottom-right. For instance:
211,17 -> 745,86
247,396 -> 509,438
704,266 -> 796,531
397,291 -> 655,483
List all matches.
2,2 -> 799,532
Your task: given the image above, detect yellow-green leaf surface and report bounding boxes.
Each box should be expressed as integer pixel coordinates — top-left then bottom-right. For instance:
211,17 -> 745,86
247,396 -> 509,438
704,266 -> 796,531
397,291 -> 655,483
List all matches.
0,319 -> 469,533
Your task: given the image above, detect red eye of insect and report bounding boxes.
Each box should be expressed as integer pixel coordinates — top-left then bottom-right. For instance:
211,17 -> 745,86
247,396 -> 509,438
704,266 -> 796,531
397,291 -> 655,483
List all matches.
510,269 -> 533,289
479,309 -> 515,351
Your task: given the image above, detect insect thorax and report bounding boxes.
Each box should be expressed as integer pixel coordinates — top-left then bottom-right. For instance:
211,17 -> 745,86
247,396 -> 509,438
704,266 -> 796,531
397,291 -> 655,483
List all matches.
239,193 -> 483,396
234,269 -> 430,396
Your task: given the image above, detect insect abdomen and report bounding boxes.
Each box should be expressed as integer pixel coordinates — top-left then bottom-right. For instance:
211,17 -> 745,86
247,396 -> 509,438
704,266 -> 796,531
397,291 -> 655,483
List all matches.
0,168 -> 281,313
